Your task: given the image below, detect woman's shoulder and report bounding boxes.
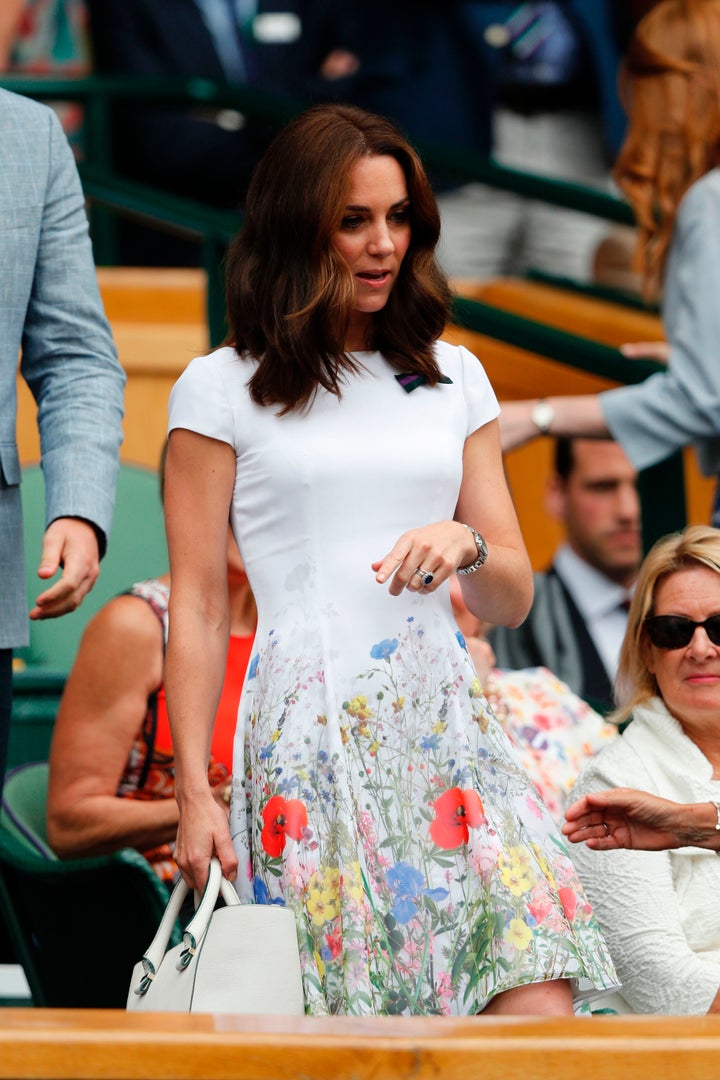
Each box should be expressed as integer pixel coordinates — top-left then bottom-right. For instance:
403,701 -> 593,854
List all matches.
433,339 -> 491,384
676,169 -> 720,231
178,346 -> 250,384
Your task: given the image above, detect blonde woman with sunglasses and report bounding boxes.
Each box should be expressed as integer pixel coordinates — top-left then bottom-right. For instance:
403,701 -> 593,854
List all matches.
566,524 -> 720,1014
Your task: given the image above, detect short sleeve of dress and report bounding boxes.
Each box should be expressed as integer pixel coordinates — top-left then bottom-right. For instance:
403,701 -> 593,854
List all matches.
167,350 -> 236,448
447,343 -> 500,436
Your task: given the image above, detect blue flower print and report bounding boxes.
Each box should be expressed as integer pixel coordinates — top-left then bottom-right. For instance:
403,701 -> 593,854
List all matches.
420,735 -> 439,752
370,638 -> 399,660
456,630 -> 467,651
253,877 -> 285,906
387,861 -> 449,924
247,654 -> 260,679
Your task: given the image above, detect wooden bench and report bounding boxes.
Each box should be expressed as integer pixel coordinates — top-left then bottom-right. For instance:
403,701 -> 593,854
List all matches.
2,1010 -> 720,1080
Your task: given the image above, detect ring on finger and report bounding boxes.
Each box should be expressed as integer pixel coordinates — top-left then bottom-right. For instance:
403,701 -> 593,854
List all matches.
414,567 -> 435,587
602,822 -> 610,837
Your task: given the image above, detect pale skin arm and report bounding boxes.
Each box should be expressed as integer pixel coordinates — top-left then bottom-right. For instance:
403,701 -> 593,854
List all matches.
498,395 -> 610,454
563,788 -> 720,853
30,518 -> 101,620
163,429 -> 238,892
373,418 -> 534,627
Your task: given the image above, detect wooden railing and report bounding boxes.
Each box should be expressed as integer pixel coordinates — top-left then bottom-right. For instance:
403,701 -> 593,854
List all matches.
1,1010 -> 720,1080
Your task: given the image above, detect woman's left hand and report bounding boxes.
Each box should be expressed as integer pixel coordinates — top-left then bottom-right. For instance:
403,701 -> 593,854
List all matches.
372,520 -> 476,596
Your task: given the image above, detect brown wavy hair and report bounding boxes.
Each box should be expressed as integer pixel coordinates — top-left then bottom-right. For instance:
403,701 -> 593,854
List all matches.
614,0 -> 720,300
612,523 -> 720,724
224,103 -> 451,413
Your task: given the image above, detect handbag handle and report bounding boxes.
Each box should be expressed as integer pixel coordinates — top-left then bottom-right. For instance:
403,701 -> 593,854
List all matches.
134,857 -> 241,994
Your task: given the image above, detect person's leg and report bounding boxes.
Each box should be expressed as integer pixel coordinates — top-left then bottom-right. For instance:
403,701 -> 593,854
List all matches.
0,649 -> 12,799
482,979 -> 574,1016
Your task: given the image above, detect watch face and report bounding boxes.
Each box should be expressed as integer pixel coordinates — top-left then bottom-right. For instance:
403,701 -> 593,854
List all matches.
531,401 -> 554,433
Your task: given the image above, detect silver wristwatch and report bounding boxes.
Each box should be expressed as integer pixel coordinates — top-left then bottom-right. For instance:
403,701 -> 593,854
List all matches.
457,524 -> 488,575
530,398 -> 554,435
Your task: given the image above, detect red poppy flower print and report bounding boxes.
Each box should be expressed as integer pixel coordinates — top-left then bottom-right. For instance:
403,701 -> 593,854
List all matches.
558,886 -> 577,922
260,795 -> 308,857
429,787 -> 486,849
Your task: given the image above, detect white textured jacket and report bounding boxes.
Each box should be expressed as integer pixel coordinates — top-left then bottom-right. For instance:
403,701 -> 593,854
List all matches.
569,697 -> 720,1014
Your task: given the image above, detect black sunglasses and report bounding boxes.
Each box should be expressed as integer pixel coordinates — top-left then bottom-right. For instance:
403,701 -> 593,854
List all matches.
644,614 -> 720,649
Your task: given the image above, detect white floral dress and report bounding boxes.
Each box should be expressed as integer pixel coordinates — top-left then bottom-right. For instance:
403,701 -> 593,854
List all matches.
168,341 -> 618,1016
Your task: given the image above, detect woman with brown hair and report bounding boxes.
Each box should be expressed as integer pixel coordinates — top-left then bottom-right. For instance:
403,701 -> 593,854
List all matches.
163,102 -> 617,1016
563,524 -> 720,1013
500,0 -> 720,523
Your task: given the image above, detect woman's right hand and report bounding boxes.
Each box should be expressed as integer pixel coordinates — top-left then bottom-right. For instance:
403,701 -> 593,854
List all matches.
174,789 -> 238,891
619,340 -> 669,364
563,788 -> 692,851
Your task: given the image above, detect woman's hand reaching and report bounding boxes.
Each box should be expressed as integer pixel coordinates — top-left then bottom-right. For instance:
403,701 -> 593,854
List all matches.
562,788 -> 712,851
372,520 -> 476,595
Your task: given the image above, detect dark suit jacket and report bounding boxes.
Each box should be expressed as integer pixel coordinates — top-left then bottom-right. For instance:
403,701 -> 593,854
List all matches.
348,0 -> 627,175
86,0 -> 350,206
488,566 -> 615,715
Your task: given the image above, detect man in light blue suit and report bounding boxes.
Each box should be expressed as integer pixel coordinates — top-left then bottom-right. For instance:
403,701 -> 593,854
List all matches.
0,88 -> 125,792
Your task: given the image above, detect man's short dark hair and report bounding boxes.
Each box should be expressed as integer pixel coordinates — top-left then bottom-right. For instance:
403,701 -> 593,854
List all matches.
554,437 -> 575,481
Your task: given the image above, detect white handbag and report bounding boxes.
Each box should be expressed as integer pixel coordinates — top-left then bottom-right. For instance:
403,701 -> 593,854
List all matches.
127,858 -> 305,1014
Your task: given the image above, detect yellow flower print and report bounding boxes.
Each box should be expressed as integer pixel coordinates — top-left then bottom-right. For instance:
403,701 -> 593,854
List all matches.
307,867 -> 341,927
344,863 -> 365,903
432,719 -> 447,735
369,740 -> 381,756
316,714 -> 328,726
392,697 -> 405,713
529,842 -> 557,891
307,884 -> 340,927
346,695 -> 375,721
498,850 -> 536,896
340,725 -> 350,745
506,918 -> 533,950
314,950 -> 326,980
270,728 -> 281,743
507,845 -> 532,870
469,677 -> 483,699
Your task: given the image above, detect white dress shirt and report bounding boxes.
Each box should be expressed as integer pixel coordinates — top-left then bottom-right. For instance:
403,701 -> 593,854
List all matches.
553,543 -> 632,683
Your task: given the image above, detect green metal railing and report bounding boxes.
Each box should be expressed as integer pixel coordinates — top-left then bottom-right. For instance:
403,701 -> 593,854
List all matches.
1,73 -> 685,548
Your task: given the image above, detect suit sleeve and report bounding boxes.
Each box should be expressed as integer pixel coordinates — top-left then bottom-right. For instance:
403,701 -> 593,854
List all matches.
20,108 -> 125,549
600,176 -> 720,473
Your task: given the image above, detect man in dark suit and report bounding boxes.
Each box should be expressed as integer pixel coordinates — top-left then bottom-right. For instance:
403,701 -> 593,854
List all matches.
86,0 -> 358,207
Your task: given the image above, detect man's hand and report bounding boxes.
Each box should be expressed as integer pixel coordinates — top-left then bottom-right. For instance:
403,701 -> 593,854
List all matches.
30,518 -> 100,620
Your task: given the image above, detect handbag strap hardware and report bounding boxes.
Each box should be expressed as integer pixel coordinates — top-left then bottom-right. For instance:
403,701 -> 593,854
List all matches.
176,941 -> 197,972
132,859 -> 239,995
133,971 -> 156,997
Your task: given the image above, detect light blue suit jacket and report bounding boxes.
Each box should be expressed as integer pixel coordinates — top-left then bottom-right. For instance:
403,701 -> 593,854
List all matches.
601,168 -> 720,478
0,89 -> 125,648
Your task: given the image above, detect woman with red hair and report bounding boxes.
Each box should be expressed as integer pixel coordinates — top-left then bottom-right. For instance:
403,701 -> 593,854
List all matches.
501,0 -> 720,525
